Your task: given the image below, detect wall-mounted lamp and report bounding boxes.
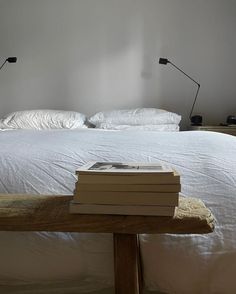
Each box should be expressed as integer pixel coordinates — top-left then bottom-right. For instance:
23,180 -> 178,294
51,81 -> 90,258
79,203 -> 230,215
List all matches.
159,58 -> 202,126
0,57 -> 17,71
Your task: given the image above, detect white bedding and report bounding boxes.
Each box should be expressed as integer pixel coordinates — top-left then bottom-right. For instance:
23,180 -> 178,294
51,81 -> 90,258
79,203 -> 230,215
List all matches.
0,129 -> 236,294
93,123 -> 179,131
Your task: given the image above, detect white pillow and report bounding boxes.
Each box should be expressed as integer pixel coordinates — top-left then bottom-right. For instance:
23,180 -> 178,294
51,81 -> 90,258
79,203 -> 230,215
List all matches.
95,123 -> 179,131
0,110 -> 87,130
89,108 -> 181,126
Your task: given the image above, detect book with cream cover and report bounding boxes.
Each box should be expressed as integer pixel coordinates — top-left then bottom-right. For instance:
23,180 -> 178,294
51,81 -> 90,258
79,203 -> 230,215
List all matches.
77,161 -> 174,175
76,162 -> 180,184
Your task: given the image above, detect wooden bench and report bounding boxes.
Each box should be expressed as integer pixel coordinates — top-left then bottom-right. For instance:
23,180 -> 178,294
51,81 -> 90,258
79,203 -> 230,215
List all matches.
0,194 -> 215,294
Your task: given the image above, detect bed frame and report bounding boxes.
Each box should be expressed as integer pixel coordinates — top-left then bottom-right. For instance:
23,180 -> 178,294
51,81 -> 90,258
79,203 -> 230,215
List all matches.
0,194 -> 214,294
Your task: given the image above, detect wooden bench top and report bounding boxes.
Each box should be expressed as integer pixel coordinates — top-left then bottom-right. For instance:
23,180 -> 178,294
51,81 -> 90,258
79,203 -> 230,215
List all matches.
0,194 -> 214,234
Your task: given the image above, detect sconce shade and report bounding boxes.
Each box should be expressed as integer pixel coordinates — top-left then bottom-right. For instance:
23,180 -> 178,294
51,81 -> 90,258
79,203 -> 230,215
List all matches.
7,57 -> 17,63
159,58 -> 169,65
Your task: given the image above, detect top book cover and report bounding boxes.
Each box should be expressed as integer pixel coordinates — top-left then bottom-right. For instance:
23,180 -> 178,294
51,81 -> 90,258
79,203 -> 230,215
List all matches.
77,161 -> 174,175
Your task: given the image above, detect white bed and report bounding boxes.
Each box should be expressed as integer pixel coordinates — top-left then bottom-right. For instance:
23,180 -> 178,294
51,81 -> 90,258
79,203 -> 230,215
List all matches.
0,128 -> 236,294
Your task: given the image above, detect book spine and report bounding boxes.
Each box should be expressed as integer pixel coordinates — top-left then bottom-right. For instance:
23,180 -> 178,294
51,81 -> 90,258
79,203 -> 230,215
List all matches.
70,202 -> 176,216
76,183 -> 181,192
78,175 -> 180,184
73,192 -> 179,206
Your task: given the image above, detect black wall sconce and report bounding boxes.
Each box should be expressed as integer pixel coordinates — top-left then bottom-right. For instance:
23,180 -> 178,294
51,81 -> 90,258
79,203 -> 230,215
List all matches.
0,57 -> 17,71
159,58 -> 202,126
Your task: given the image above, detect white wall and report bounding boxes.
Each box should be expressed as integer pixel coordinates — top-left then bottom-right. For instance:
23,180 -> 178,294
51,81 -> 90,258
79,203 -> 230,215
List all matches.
0,0 -> 235,128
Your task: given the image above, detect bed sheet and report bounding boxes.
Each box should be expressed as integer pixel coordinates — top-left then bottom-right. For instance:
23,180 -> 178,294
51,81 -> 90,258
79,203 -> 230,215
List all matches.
0,129 -> 236,294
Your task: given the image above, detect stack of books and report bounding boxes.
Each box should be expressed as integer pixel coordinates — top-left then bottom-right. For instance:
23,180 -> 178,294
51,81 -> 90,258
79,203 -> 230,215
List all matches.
70,161 -> 181,216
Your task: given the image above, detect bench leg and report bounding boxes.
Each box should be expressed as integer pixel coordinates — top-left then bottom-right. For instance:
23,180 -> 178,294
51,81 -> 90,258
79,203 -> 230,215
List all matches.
113,233 -> 142,294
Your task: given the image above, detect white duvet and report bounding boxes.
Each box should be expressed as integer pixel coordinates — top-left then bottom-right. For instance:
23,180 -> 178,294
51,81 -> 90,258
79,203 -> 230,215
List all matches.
0,129 -> 236,294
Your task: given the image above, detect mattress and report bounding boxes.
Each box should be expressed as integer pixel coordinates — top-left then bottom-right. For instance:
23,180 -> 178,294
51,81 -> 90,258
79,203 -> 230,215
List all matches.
0,128 -> 236,294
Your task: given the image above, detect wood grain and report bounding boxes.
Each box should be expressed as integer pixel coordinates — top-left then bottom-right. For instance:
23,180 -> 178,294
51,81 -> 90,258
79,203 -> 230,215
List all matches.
0,194 -> 214,234
114,234 -> 141,294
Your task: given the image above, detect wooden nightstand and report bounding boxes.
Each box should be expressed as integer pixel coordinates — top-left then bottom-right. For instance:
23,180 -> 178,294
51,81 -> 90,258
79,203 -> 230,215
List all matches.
190,125 -> 236,136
